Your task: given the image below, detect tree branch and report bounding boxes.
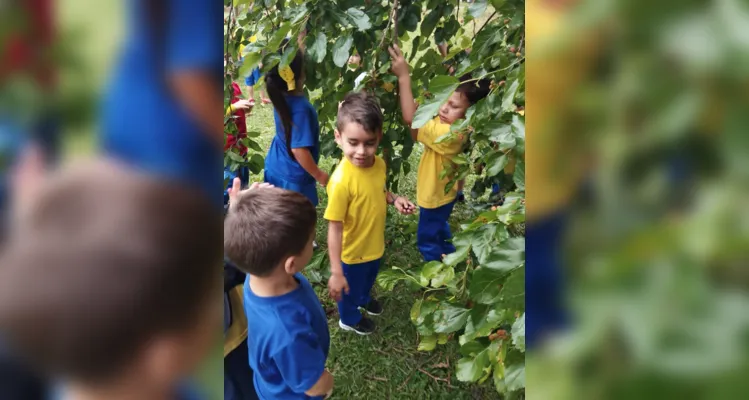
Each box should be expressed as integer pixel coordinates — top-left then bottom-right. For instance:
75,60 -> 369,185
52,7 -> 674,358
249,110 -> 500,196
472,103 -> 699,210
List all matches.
474,11 -> 498,39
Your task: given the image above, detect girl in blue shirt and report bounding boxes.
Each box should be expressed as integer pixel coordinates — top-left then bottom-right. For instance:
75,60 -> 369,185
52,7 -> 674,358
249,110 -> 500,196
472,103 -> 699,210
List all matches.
263,39 -> 328,207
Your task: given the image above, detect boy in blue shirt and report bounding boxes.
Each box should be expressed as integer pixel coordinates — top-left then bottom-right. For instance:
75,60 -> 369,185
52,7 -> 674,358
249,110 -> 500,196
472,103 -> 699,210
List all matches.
224,187 -> 333,400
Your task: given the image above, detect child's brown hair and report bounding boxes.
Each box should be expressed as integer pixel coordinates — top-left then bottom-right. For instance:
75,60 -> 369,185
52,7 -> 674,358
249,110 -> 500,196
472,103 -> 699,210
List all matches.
456,74 -> 492,105
0,160 -> 222,384
223,187 -> 317,277
336,91 -> 384,135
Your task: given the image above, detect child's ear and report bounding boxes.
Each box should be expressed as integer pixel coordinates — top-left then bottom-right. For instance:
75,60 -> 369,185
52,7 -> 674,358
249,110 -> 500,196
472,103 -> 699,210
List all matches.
284,256 -> 297,275
334,129 -> 342,145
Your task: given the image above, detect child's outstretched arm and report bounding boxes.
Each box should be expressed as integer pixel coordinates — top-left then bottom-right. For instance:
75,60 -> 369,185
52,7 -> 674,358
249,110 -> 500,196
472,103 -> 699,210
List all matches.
327,221 -> 349,301
387,191 -> 416,215
291,148 -> 329,186
388,44 -> 419,141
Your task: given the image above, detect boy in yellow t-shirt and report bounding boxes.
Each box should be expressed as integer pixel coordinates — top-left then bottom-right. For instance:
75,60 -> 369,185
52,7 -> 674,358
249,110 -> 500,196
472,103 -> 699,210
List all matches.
325,92 -> 415,335
389,45 -> 491,262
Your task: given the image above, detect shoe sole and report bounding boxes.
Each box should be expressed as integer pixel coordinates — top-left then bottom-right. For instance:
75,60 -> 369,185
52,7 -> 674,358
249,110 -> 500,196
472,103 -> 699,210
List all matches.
338,320 -> 373,336
359,307 -> 382,316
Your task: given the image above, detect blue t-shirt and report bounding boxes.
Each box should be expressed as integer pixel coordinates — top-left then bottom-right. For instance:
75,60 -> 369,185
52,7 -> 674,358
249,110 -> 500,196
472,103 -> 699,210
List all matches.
99,0 -> 222,205
264,95 -> 320,184
243,273 -> 329,400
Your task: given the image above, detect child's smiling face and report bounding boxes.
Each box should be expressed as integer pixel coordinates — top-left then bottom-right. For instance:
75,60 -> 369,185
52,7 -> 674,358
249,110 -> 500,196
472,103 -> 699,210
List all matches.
335,122 -> 381,168
438,92 -> 471,125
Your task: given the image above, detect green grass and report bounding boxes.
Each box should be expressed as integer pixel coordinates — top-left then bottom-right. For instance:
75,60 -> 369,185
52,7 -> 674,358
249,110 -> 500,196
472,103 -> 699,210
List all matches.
243,86 -> 498,399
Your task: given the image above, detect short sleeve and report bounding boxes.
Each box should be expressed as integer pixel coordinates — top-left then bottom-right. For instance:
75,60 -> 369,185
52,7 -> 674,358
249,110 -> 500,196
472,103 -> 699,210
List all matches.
166,0 -> 222,72
290,106 -> 318,149
324,174 -> 349,222
417,119 -> 462,155
273,335 -> 326,394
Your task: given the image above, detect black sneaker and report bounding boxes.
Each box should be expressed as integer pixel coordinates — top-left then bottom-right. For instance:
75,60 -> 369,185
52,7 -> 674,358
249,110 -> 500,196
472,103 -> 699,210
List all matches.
360,299 -> 383,316
339,317 -> 375,335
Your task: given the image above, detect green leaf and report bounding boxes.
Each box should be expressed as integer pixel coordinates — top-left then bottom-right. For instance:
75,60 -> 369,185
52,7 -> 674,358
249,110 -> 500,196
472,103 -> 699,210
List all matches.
431,265 -> 455,288
460,340 -> 486,357
511,313 -> 526,352
279,44 -> 298,69
501,80 -> 520,113
471,224 -> 503,265
376,268 -> 408,291
332,35 -> 354,68
513,159 -> 525,191
485,151 -> 508,177
486,122 -> 517,150
468,267 -> 504,304
227,151 -> 245,163
410,299 -> 423,323
238,51 -> 264,79
421,9 -> 442,37
418,334 -> 438,351
468,0 -> 488,19
246,140 -> 263,152
456,349 -> 491,382
412,76 -> 460,129
437,333 -> 449,345
346,8 -> 371,31
499,267 -> 525,311
267,22 -> 292,51
505,363 -> 526,391
490,0 -> 507,10
415,299 -> 439,326
493,362 -> 507,393
421,261 -> 444,279
432,303 -> 470,333
442,244 -> 470,267
307,32 -> 327,63
483,238 -> 525,271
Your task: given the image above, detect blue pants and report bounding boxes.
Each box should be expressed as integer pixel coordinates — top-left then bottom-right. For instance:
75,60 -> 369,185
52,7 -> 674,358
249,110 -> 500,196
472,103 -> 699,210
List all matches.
525,211 -> 568,350
224,340 -> 259,400
417,201 -> 457,262
264,171 -> 318,206
337,259 -> 381,326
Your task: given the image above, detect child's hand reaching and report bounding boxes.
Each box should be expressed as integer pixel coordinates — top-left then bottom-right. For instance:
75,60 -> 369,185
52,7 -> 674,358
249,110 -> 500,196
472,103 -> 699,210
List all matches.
227,177 -> 274,207
328,273 -> 349,302
394,196 -> 416,215
388,44 -> 409,78
232,99 -> 253,111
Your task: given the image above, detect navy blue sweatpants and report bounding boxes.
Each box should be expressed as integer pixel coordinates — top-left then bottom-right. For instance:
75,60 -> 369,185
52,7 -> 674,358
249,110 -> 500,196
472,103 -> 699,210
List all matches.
525,211 -> 568,350
417,200 -> 457,262
337,259 -> 381,326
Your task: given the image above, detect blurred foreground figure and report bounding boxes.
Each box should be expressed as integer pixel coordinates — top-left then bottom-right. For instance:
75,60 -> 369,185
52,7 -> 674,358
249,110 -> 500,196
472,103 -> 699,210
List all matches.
0,158 -> 222,400
99,0 -> 222,203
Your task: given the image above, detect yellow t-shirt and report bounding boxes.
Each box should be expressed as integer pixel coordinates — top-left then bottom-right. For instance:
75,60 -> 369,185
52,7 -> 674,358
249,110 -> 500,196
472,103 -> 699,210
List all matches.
416,118 -> 467,208
526,0 -> 596,218
324,156 -> 387,264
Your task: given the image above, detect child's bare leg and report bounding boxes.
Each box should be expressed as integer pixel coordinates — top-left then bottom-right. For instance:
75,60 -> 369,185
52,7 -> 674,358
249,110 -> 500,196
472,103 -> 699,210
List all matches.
260,87 -> 271,104
248,86 -> 256,103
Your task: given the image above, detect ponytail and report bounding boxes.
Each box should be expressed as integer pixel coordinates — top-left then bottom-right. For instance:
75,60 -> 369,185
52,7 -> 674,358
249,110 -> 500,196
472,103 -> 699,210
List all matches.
265,39 -> 305,159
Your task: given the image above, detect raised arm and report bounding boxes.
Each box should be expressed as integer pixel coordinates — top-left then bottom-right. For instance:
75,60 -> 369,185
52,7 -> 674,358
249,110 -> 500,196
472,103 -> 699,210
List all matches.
388,44 -> 419,141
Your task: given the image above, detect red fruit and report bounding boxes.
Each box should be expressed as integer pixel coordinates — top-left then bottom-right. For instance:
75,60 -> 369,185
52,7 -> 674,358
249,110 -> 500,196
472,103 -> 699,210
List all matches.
499,80 -> 506,86
491,206 -> 497,211
509,47 -> 516,53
